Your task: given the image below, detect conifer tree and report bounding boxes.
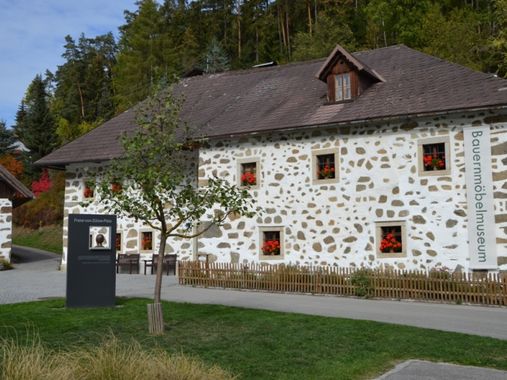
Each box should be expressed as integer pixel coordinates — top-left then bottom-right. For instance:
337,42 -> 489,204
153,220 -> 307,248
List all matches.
201,37 -> 230,73
18,75 -> 57,162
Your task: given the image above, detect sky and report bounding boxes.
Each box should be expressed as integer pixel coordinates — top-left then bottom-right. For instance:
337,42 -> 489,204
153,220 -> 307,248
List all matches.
0,0 -> 137,128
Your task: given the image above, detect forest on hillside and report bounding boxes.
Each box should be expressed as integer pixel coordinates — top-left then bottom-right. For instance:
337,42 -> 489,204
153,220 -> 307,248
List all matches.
4,0 -> 507,229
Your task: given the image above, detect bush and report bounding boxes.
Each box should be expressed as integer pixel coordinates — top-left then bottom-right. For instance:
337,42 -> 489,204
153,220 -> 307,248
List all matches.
0,259 -> 13,270
13,171 -> 65,228
0,336 -> 235,380
351,269 -> 374,298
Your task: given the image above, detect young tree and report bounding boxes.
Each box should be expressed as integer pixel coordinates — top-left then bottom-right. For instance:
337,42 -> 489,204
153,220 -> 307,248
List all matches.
96,85 -> 256,334
201,37 -> 230,73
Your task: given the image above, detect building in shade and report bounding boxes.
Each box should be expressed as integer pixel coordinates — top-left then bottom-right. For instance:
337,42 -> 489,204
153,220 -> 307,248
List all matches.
0,165 -> 34,263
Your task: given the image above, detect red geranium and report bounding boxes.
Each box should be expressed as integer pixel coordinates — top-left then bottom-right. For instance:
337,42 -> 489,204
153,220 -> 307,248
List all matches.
379,233 -> 402,253
262,239 -> 280,255
241,171 -> 256,186
423,154 -> 445,170
318,164 -> 335,179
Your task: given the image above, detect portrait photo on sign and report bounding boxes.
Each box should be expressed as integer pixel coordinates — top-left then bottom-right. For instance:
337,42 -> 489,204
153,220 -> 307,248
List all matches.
89,226 -> 111,250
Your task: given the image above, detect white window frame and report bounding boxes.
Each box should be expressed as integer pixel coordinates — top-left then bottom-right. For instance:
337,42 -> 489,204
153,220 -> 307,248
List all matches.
375,221 -> 407,259
417,136 -> 451,177
259,226 -> 284,261
335,73 -> 351,101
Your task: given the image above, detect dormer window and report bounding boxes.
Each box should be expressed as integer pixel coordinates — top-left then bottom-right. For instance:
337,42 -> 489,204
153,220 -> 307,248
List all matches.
316,44 -> 385,105
335,73 -> 351,101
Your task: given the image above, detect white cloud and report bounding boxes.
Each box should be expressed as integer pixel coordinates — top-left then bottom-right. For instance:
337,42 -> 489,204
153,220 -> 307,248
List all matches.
0,0 -> 137,126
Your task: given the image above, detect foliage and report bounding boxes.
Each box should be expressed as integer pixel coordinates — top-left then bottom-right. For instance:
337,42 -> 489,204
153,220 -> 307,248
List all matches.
14,75 -> 57,163
0,335 -> 234,380
201,37 -> 230,74
31,169 -> 52,197
350,268 -> 374,298
1,299 -> 507,380
113,0 -> 177,112
0,120 -> 15,155
51,33 -> 117,145
13,171 -> 64,228
0,258 -> 13,270
0,154 -> 24,178
96,84 -> 256,331
293,14 -> 356,61
12,224 -> 63,254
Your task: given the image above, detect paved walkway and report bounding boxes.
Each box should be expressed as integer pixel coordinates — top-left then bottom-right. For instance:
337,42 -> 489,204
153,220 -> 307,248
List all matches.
2,246 -> 507,341
375,360 -> 507,380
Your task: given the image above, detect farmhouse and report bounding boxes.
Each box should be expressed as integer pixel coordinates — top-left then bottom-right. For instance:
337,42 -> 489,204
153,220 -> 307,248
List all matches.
37,44 -> 507,272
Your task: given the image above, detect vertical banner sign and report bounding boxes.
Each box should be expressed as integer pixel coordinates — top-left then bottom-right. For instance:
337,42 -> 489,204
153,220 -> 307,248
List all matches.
464,126 -> 497,269
67,214 -> 117,307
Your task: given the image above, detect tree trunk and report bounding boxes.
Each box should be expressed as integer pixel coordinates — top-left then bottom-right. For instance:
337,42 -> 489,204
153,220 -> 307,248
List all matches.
307,0 -> 312,35
149,233 -> 168,335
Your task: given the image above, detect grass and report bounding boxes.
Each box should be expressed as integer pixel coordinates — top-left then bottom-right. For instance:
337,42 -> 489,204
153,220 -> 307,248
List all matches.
12,224 -> 63,254
0,299 -> 506,379
0,335 -> 234,380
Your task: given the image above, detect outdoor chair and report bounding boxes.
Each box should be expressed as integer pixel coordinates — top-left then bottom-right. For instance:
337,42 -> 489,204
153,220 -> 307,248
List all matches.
144,254 -> 177,275
116,253 -> 140,274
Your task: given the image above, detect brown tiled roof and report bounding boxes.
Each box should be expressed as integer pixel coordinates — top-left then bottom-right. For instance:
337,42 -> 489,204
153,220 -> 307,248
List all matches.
37,44 -> 507,168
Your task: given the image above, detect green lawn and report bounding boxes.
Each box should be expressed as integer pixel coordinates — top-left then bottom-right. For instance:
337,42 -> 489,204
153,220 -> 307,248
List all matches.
12,224 -> 63,254
0,299 -> 505,380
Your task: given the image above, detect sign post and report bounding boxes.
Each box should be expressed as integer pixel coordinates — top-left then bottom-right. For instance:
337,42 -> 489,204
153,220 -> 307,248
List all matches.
66,214 -> 117,307
464,126 -> 498,270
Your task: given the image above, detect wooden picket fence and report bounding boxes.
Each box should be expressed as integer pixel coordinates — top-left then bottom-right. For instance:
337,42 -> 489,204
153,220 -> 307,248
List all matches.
178,261 -> 507,306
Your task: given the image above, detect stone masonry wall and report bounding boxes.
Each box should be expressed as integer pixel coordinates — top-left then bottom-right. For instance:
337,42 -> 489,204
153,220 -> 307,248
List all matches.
61,163 -> 196,271
0,198 -> 12,262
197,110 -> 507,271
61,110 -> 507,272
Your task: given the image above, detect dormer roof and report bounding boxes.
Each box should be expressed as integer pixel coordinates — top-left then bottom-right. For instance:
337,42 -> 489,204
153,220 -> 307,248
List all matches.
315,44 -> 384,83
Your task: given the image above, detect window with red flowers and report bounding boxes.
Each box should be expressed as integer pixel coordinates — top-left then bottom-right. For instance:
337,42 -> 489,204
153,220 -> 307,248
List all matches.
317,154 -> 336,180
115,233 -> 122,253
418,137 -> 450,176
260,228 -> 283,259
312,149 -> 339,184
140,231 -> 153,251
83,180 -> 94,199
238,159 -> 260,188
241,162 -> 257,186
376,222 -> 406,258
422,143 -> 446,171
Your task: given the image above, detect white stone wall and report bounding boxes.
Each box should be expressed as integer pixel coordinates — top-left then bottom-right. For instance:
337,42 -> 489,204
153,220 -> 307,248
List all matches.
61,110 -> 507,272
61,164 -> 195,271
197,110 -> 507,272
0,198 -> 12,262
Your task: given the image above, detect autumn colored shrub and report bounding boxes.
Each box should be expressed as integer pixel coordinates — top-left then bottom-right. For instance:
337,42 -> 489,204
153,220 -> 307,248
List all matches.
13,170 -> 64,228
31,169 -> 52,197
0,154 -> 24,178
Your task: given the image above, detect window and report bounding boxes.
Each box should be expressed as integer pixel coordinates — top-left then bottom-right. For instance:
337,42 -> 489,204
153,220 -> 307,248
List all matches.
115,233 -> 122,253
83,180 -> 94,199
376,221 -> 407,258
312,148 -> 339,184
140,231 -> 153,252
259,227 -> 284,260
335,73 -> 351,101
417,137 -> 451,176
237,158 -> 260,188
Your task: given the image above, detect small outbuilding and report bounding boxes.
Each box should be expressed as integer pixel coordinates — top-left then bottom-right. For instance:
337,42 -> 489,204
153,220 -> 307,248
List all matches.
0,165 -> 33,263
